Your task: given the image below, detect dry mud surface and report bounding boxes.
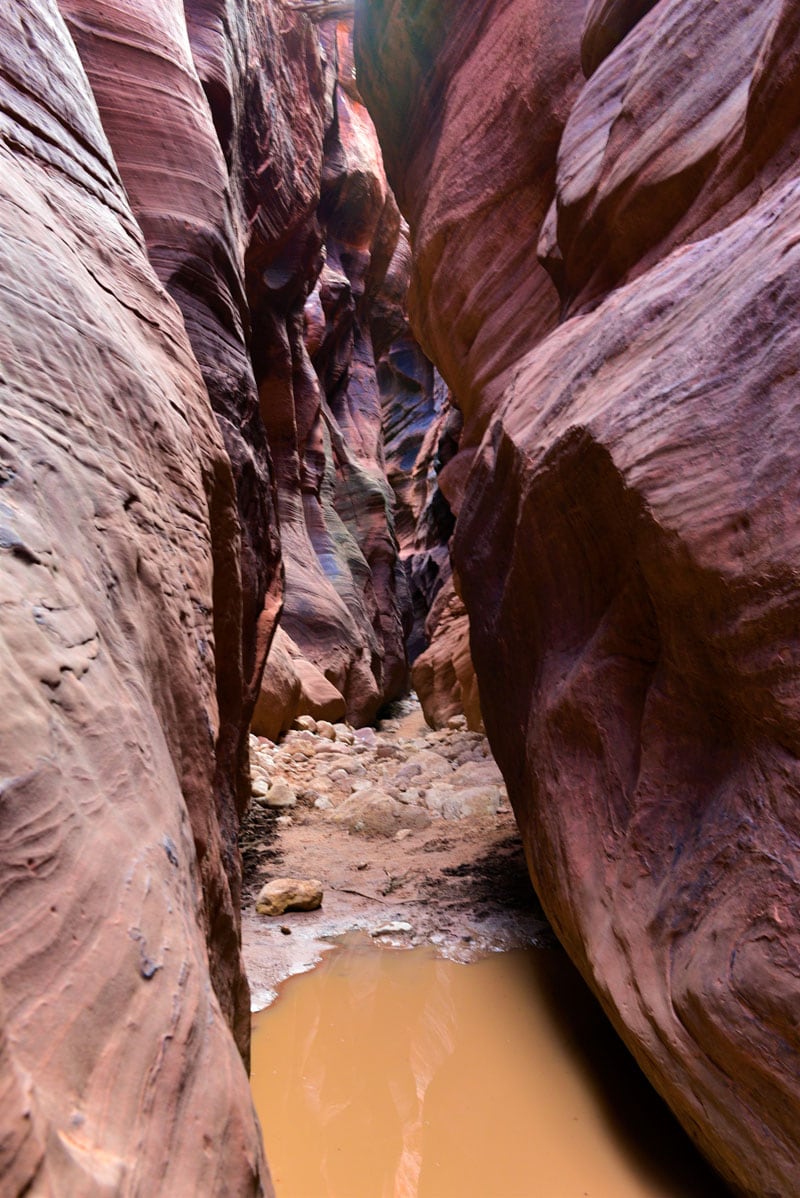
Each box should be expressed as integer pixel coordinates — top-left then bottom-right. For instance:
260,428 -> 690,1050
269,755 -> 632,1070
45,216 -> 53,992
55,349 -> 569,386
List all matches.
241,696 -> 553,1008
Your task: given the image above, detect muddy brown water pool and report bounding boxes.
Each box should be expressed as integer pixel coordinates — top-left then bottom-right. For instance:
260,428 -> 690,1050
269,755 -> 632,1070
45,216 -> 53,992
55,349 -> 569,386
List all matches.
251,936 -> 729,1198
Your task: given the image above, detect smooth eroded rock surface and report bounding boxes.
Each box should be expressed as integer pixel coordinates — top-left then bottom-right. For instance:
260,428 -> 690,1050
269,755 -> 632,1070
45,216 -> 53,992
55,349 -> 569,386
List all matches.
357,1 -> 800,1193
0,0 -> 268,1190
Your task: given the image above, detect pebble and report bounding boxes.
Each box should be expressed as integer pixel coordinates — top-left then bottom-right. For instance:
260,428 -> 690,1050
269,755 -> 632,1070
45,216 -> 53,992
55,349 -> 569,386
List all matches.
392,762 -> 422,782
372,921 -> 413,936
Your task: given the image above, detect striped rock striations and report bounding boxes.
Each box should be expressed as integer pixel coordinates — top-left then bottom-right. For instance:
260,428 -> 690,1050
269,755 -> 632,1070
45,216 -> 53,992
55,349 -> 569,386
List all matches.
251,15 -> 438,740
0,1 -> 425,1193
357,0 -> 800,1193
0,0 -> 268,1190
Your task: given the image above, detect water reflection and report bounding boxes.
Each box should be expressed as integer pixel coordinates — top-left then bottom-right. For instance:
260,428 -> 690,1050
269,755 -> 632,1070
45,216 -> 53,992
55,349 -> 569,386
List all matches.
251,937 -> 730,1198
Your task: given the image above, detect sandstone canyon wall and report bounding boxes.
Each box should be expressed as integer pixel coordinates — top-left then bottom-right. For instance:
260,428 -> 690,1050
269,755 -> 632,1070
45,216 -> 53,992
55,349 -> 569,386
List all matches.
251,14 -> 443,739
1,0 -> 432,1192
357,1 -> 800,1194
0,0 -> 269,1190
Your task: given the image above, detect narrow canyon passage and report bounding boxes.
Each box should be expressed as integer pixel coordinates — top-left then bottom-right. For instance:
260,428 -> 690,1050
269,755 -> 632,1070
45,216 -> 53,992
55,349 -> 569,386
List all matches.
242,700 -> 731,1197
3,0 -> 799,1193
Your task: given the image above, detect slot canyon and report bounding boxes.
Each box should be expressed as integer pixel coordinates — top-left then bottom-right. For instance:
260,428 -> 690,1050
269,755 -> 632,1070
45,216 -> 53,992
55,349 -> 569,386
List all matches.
1,0 -> 799,1195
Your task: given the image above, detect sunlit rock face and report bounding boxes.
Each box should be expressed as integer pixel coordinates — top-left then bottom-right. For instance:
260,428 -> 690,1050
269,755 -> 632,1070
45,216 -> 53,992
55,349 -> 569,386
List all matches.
0,0 -> 268,1191
357,0 -> 800,1192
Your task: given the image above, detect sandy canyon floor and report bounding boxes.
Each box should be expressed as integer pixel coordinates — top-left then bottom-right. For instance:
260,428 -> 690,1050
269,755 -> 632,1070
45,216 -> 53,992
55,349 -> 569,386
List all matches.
241,696 -> 553,1008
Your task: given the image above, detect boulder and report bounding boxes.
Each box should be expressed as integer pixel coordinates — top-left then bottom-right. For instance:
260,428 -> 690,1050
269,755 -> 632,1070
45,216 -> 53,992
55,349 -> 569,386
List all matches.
264,782 -> 297,810
332,790 -> 431,836
252,627 -> 305,741
256,880 -> 324,916
412,578 -> 483,731
252,626 -> 347,739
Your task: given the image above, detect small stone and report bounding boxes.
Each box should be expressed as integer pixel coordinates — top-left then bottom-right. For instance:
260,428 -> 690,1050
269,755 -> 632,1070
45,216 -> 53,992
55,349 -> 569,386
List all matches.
313,795 -> 333,811
353,727 -> 377,748
371,921 -> 413,936
450,760 -> 504,786
315,719 -> 336,740
395,828 -> 412,841
275,815 -> 293,828
280,926 -> 292,935
265,781 -> 297,809
251,778 -> 270,798
447,714 -> 468,731
391,788 -> 415,805
333,723 -> 355,745
292,715 -> 318,733
291,744 -> 316,759
256,878 -> 323,916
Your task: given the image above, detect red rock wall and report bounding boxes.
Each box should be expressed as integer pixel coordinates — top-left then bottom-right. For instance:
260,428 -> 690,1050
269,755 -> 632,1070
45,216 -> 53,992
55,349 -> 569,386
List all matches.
357,1 -> 800,1193
254,16 -> 435,738
370,214 -> 480,732
0,0 -> 268,1190
2,0 -> 442,1182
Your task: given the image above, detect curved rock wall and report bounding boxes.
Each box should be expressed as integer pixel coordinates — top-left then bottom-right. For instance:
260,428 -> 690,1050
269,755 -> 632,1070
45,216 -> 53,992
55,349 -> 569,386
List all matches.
0,0 -> 268,1190
254,16 -> 439,738
357,1 -> 800,1193
2,0 -> 442,1185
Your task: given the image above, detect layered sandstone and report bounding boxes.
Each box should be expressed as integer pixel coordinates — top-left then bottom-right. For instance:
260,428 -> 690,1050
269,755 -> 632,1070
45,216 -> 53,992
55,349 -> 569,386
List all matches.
0,0 -> 450,1189
255,16 -> 442,740
0,0 -> 268,1190
357,0 -> 800,1192
373,229 -> 480,730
